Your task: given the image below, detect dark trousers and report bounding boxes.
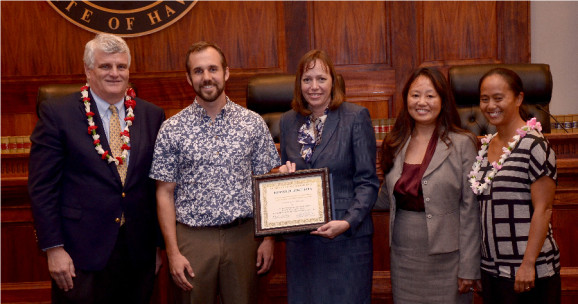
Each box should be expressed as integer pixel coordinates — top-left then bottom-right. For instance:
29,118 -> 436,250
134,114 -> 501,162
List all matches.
286,235 -> 373,304
52,226 -> 156,304
481,271 -> 561,304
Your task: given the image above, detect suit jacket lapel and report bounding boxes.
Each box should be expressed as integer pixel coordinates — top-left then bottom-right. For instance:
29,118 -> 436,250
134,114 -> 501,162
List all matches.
393,137 -> 410,178
310,109 -> 339,165
423,137 -> 451,177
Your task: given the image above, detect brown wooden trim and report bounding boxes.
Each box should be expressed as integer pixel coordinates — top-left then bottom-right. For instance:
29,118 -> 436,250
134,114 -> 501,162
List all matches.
0,281 -> 51,304
562,267 -> 578,291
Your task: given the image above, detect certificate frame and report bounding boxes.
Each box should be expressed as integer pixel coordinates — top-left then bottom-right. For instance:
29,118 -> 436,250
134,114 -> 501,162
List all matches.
252,168 -> 332,236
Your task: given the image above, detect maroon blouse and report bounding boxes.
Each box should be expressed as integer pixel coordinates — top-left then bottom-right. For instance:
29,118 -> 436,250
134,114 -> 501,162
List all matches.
393,134 -> 438,212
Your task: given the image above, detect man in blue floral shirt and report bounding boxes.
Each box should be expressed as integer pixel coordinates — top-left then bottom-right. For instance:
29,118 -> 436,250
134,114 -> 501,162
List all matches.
149,41 -> 281,304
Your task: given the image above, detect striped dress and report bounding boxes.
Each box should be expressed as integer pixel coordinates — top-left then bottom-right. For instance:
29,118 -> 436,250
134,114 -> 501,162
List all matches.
477,129 -> 560,280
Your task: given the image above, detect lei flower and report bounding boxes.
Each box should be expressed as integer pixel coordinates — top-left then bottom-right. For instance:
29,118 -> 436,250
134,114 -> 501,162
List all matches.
81,84 -> 135,166
469,117 -> 542,195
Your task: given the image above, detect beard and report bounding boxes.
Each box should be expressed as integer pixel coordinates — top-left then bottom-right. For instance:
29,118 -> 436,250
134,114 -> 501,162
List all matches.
194,80 -> 225,103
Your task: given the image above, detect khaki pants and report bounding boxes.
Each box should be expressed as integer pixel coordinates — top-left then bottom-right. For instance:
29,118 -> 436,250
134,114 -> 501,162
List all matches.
175,220 -> 259,304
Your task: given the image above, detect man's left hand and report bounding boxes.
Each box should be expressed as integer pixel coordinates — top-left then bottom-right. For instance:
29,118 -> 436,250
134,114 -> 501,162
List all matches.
256,236 -> 275,274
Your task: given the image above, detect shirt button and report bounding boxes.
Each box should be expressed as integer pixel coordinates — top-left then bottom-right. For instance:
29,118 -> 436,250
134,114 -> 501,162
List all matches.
423,180 -> 428,185
427,214 -> 432,219
115,218 -> 121,223
122,192 -> 126,198
425,197 -> 430,202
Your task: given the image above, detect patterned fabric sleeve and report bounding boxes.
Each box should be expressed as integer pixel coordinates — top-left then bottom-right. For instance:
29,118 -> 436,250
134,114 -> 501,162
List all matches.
149,120 -> 180,182
251,116 -> 282,175
528,133 -> 557,184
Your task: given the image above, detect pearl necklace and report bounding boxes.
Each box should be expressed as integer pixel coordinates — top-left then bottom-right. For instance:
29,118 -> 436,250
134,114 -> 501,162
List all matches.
469,117 -> 542,195
81,84 -> 135,166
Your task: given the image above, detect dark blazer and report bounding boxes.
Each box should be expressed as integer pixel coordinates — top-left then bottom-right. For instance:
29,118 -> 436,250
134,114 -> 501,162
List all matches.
279,102 -> 379,240
376,132 -> 481,279
28,91 -> 165,271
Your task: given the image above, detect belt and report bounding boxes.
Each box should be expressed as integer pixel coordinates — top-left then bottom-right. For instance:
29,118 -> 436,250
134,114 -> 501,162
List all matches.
212,217 -> 251,229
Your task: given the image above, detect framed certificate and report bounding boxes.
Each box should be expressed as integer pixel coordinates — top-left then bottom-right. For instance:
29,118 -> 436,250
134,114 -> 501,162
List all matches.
252,168 -> 332,236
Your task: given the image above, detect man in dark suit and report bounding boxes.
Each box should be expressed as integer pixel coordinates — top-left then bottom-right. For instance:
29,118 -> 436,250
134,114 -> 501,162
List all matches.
28,33 -> 165,303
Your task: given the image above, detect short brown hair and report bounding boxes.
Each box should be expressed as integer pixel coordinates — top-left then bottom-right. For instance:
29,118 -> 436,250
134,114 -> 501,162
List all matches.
292,50 -> 345,116
185,41 -> 228,76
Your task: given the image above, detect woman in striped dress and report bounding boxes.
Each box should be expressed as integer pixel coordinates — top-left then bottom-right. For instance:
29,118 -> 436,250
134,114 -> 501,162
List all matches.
472,68 -> 561,304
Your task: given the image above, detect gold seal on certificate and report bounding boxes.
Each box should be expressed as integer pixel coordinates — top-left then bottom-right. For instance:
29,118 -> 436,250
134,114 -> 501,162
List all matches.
252,168 -> 332,236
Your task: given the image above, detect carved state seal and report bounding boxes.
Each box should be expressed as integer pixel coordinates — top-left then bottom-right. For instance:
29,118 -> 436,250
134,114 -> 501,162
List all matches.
48,1 -> 197,37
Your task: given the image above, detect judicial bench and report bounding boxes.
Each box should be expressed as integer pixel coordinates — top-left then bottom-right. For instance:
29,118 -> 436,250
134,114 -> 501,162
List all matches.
2,134 -> 578,304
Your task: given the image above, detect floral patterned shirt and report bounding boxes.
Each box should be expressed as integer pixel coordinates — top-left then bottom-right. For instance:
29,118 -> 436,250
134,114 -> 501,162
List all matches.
149,98 -> 281,227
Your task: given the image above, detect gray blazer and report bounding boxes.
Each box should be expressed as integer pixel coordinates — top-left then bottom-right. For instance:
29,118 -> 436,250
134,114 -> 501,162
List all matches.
376,131 -> 481,279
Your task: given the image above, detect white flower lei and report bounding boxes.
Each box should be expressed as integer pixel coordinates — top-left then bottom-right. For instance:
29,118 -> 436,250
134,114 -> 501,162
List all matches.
469,117 -> 542,195
81,84 -> 135,166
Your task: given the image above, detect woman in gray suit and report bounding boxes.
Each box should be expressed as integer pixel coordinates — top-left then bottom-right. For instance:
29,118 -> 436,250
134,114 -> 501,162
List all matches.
376,67 -> 480,303
278,49 -> 379,303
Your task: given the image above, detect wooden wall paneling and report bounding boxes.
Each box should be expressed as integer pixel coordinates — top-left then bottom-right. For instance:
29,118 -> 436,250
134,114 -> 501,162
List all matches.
388,1 -> 418,117
0,1 -> 288,76
553,191 -> 578,267
1,207 -> 50,283
561,270 -> 578,304
1,1 -> 534,133
1,1 -> 289,118
372,211 -> 391,271
0,78 -> 46,114
1,73 -> 85,137
129,72 -> 194,110
419,1 -> 499,67
110,1 -> 285,73
189,1 -> 282,70
310,1 -> 389,65
389,1 -> 531,116
308,1 -> 393,119
1,281 -> 51,304
1,113 -> 38,137
496,1 -> 531,63
558,160 -> 578,190
0,1 -> 90,76
338,64 -> 396,120
282,1 -> 312,74
347,94 -> 391,121
548,134 -> 578,160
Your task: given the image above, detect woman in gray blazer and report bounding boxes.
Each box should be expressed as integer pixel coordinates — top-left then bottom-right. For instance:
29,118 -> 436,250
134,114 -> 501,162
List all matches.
376,67 -> 480,303
279,50 -> 379,303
